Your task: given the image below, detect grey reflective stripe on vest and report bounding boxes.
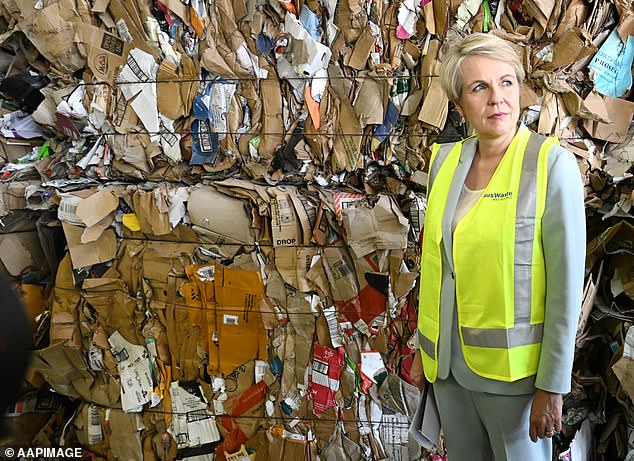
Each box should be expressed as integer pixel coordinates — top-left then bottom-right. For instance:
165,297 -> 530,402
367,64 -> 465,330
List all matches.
429,143 -> 455,191
461,133 -> 547,349
417,329 -> 436,359
461,323 -> 544,348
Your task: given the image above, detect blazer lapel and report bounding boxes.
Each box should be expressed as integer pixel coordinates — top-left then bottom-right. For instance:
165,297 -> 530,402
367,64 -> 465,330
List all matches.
441,137 -> 478,270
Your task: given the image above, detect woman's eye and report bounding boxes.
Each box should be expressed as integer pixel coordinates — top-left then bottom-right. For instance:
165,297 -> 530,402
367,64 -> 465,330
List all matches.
502,79 -> 513,86
474,84 -> 486,91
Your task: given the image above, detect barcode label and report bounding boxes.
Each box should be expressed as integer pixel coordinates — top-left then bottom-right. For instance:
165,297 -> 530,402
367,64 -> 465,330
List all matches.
197,266 -> 215,281
333,258 -> 353,278
125,53 -> 149,82
255,360 -> 268,383
112,92 -> 128,127
354,319 -> 370,336
116,19 -> 133,43
311,369 -> 340,391
186,409 -> 213,423
58,195 -> 84,225
111,347 -> 129,363
159,119 -> 179,147
59,201 -> 77,216
380,413 -> 409,446
88,347 -> 104,371
87,405 -> 103,445
295,195 -> 317,226
223,315 -> 238,325
324,306 -> 343,347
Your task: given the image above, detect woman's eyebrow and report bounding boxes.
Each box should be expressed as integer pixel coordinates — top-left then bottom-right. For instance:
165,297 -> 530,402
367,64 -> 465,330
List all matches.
465,79 -> 486,87
465,74 -> 515,87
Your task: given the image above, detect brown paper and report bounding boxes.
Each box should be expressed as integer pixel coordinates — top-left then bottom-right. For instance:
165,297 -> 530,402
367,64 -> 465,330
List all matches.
132,189 -> 171,236
0,232 -> 45,277
188,186 -> 256,244
259,78 -> 285,158
156,56 -> 198,120
10,0 -> 85,73
583,92 -> 634,144
75,23 -> 130,83
615,0 -> 634,41
270,188 -> 303,247
523,0 -> 556,38
62,222 -> 117,269
353,76 -> 386,127
331,91 -> 363,171
75,189 -> 119,228
542,28 -> 596,71
347,26 -> 374,70
341,195 -> 409,258
613,355 -> 634,401
31,342 -> 121,406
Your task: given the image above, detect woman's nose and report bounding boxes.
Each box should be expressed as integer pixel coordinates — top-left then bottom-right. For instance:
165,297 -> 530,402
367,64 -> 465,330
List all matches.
489,87 -> 503,105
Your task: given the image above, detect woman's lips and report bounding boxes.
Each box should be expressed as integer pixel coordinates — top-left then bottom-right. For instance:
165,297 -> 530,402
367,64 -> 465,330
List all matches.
489,112 -> 507,119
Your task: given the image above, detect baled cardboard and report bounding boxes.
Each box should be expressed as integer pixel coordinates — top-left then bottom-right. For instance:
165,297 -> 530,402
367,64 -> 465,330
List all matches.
542,28 -> 596,71
75,189 -> 119,228
108,408 -> 145,461
156,56 -> 198,121
106,0 -> 160,59
259,78 -> 285,159
75,23 -> 130,83
353,75 -> 386,128
61,222 -> 117,269
586,221 -> 634,271
10,0 -> 85,73
341,194 -> 409,258
31,341 -> 121,407
330,90 -> 363,171
188,186 -> 256,244
583,92 -> 634,144
199,265 -> 268,375
347,26 -> 374,70
83,277 -> 142,346
274,246 -> 318,293
269,188 -> 303,247
132,189 -> 171,236
266,430 -> 318,460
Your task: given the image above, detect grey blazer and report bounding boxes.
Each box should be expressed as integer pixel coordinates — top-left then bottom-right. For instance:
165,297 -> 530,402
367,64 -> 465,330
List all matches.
432,126 -> 586,395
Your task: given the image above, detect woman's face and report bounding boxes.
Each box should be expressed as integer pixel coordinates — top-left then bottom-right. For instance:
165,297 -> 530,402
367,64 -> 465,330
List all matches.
454,55 -> 521,142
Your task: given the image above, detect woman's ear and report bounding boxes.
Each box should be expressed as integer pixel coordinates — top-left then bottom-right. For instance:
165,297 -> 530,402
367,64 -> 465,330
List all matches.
453,100 -> 464,118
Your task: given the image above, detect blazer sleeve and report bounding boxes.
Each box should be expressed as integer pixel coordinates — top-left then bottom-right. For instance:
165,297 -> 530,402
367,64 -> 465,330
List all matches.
534,146 -> 586,394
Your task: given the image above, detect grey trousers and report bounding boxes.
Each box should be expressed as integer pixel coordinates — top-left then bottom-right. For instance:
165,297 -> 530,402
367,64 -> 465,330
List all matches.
433,374 -> 552,461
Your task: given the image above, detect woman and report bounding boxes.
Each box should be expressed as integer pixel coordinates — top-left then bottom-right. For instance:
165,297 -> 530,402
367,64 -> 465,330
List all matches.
413,33 -> 585,460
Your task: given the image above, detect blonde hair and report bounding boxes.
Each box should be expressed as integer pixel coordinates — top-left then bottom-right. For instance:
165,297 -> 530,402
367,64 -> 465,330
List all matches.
439,33 -> 525,102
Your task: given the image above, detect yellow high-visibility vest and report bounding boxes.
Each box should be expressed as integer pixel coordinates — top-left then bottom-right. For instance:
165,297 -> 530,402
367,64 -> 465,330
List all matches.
417,129 -> 559,382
